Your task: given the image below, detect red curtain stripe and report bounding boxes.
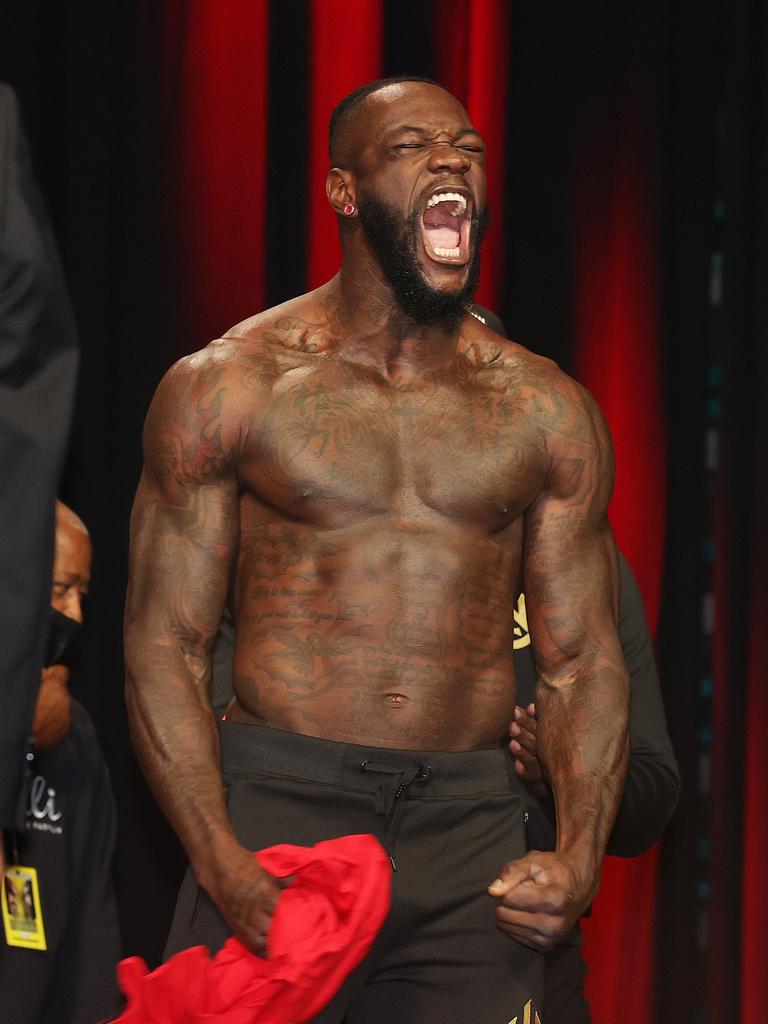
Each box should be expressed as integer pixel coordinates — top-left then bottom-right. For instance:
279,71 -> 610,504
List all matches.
434,0 -> 509,313
572,111 -> 666,1024
306,0 -> 383,291
572,140 -> 667,625
741,487 -> 768,1016
162,0 -> 269,352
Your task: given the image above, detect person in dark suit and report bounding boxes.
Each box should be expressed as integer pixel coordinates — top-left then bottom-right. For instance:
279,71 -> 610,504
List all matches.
0,83 -> 79,862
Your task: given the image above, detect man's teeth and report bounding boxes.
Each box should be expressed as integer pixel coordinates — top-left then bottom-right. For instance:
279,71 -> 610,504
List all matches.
426,191 -> 467,213
433,246 -> 461,258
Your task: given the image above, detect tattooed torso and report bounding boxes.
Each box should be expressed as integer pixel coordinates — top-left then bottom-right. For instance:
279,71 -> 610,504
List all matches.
143,295 -> 597,751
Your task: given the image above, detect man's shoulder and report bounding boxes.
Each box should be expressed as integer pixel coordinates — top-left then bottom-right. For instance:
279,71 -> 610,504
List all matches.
222,291 -> 335,357
156,294 -> 328,398
460,320 -> 578,394
461,323 -> 607,447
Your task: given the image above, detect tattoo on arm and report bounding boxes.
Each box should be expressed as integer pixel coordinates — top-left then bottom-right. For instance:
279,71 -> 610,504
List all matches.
524,379 -> 629,876
124,352 -> 244,877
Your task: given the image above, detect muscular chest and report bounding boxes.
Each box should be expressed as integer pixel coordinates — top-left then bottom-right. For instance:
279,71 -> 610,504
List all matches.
244,364 -> 545,528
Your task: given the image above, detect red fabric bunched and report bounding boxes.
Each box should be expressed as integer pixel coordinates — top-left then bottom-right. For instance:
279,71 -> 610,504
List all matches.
113,834 -> 391,1024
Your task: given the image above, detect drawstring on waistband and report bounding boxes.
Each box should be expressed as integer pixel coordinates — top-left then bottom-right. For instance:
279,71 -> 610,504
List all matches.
360,760 -> 432,870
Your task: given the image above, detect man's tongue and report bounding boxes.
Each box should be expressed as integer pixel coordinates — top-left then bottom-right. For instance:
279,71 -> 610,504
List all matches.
422,206 -> 462,251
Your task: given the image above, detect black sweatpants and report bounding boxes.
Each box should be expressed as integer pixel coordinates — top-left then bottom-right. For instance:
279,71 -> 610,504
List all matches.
166,722 -> 544,1024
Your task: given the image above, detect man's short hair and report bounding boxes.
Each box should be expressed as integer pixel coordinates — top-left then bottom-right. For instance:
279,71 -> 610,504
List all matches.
328,75 -> 440,164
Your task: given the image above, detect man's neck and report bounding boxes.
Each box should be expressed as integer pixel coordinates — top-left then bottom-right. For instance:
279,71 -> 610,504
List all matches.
324,256 -> 462,380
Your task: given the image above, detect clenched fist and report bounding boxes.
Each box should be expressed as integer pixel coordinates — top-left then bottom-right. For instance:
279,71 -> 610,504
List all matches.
488,850 -> 597,951
206,846 -> 285,955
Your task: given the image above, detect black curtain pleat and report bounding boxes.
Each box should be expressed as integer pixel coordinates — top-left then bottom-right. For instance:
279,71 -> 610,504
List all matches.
654,1 -> 718,1016
382,0 -> 435,78
264,0 -> 310,308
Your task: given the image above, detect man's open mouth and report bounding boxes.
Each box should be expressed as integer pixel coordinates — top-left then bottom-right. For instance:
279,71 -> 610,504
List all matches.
420,188 -> 472,265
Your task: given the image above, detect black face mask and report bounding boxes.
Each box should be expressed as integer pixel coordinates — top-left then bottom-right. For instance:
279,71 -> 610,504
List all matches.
44,608 -> 83,669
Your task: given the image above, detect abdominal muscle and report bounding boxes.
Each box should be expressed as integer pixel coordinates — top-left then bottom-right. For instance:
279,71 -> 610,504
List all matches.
228,520 -> 520,750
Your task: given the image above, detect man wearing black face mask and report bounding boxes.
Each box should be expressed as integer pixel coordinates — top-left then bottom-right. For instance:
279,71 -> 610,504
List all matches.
31,502 -> 89,754
0,502 -> 123,1024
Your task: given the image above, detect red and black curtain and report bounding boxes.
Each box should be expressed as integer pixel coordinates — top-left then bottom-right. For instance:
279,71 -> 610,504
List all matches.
144,10 -> 666,1015
2,1 -> 766,1019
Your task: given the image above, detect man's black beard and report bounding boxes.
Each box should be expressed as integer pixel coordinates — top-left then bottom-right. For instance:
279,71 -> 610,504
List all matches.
357,194 -> 489,331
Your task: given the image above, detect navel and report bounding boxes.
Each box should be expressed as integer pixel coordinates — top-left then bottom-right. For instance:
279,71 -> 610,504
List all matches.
384,693 -> 410,708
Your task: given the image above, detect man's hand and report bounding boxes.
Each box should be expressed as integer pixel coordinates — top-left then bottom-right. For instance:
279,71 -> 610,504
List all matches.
206,848 -> 284,955
509,704 -> 550,800
488,851 -> 596,951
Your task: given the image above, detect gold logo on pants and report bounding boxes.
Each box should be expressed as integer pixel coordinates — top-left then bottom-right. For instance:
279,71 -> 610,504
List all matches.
512,593 -> 531,650
508,998 -> 542,1024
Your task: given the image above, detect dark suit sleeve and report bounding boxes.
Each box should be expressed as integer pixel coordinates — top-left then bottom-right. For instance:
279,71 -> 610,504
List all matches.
0,84 -> 79,827
605,554 -> 681,855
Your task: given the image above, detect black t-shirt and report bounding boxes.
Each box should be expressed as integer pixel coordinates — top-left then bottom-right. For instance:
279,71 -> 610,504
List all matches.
0,700 -> 123,1024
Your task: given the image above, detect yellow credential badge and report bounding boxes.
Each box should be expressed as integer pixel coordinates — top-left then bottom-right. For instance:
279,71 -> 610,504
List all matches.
2,865 -> 47,951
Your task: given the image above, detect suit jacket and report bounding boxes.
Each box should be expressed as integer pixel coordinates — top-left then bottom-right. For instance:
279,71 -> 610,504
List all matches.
0,84 -> 79,827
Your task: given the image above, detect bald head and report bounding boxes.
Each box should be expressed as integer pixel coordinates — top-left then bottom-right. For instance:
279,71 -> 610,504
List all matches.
52,501 -> 91,623
55,499 -> 88,538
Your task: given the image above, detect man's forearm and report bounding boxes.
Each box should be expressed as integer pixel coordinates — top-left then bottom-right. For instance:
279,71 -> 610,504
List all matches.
125,643 -> 240,886
536,662 -> 629,878
125,641 -> 283,953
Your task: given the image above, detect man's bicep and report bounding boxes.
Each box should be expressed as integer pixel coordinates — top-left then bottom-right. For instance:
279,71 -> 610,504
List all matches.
128,470 -> 237,630
125,478 -> 238,709
524,507 -> 619,676
126,359 -> 241,669
522,407 -> 620,676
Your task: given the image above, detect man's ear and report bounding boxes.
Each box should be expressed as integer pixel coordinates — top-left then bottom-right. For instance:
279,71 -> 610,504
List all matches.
326,167 -> 357,216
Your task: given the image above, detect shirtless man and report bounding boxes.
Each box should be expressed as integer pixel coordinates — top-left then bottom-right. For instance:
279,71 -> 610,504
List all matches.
125,77 -> 629,1022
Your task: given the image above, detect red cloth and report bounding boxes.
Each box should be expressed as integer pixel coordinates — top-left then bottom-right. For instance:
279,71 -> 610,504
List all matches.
113,834 -> 391,1023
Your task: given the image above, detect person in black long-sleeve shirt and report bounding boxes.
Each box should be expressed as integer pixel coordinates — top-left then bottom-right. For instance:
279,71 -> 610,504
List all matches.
0,502 -> 123,1024
509,550 -> 679,1022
